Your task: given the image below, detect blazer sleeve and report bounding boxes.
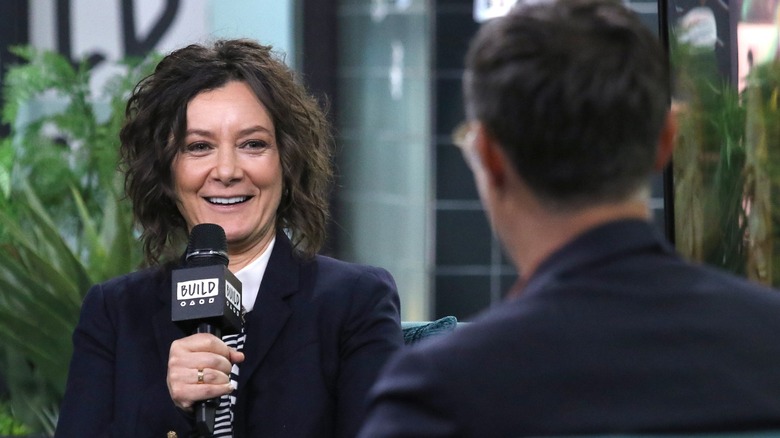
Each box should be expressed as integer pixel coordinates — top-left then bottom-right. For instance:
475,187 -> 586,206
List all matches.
56,276 -> 191,438
55,283 -> 116,437
336,266 -> 404,438
357,345 -> 459,438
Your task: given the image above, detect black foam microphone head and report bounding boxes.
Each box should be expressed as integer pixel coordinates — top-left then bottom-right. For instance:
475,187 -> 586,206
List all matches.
173,222 -> 243,335
186,223 -> 229,267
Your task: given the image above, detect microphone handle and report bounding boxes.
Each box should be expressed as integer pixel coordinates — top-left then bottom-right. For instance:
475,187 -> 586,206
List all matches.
195,322 -> 222,438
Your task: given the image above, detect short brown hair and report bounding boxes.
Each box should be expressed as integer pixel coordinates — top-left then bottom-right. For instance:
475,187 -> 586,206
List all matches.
464,0 -> 669,211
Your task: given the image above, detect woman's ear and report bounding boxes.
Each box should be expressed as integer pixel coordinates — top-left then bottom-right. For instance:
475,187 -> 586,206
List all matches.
654,108 -> 678,172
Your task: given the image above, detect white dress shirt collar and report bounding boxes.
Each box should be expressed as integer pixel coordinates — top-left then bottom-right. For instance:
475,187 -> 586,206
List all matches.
234,236 -> 275,312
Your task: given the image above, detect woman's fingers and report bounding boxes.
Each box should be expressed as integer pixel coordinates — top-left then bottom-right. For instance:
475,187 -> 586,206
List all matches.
166,333 -> 238,411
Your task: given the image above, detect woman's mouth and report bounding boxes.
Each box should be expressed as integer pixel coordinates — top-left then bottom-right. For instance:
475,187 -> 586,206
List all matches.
206,196 -> 250,205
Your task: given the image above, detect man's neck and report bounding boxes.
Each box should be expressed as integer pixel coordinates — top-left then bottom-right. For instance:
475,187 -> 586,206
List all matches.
502,197 -> 651,283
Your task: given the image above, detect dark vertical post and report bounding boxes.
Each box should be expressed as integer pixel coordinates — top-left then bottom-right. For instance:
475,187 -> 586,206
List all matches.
300,0 -> 339,255
657,0 -> 676,245
0,0 -> 30,138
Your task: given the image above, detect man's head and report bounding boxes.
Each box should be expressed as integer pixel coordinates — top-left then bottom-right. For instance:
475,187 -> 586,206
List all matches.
462,0 -> 671,212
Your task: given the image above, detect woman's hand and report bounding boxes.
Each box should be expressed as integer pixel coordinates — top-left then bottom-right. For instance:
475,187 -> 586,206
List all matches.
167,333 -> 246,411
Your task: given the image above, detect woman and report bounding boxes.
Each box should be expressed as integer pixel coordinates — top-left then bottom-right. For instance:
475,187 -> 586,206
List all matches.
55,39 -> 404,438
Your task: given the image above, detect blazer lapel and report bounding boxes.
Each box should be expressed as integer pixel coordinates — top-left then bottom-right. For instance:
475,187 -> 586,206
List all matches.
233,233 -> 300,437
237,232 -> 299,387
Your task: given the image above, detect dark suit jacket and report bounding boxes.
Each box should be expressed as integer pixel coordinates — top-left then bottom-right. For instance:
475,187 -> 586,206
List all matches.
360,219 -> 780,437
55,231 -> 403,438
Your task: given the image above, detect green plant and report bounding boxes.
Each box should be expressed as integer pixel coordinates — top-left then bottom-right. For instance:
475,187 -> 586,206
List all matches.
743,60 -> 780,285
672,38 -> 748,274
0,46 -> 158,434
0,46 -> 156,234
671,33 -> 780,287
0,400 -> 30,436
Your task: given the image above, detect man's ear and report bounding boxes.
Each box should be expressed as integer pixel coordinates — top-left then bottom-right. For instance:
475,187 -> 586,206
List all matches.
474,123 -> 507,188
654,108 -> 678,172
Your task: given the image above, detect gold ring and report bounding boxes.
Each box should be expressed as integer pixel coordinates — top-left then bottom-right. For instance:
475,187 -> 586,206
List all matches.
197,369 -> 205,384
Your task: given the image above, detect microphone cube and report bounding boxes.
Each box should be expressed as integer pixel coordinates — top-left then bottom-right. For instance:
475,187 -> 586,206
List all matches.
171,264 -> 243,334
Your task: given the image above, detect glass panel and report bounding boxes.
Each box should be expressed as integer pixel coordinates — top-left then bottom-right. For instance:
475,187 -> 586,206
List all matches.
668,0 -> 780,285
335,0 -> 432,319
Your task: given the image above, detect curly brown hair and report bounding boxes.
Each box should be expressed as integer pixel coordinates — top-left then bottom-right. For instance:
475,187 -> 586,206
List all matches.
119,39 -> 333,264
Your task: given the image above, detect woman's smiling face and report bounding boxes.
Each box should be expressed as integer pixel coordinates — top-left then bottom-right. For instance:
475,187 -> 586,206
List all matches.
172,80 -> 283,256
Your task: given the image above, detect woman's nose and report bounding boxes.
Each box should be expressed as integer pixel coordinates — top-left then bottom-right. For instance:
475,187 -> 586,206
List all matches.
213,147 -> 242,184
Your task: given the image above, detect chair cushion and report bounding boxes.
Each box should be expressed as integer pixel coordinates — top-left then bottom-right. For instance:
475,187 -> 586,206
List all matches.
402,315 -> 458,345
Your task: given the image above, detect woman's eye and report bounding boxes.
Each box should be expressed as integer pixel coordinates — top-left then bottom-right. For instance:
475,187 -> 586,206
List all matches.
243,140 -> 269,150
184,142 -> 211,153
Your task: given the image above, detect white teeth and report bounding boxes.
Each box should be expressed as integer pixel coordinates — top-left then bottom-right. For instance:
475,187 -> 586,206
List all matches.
208,196 -> 248,205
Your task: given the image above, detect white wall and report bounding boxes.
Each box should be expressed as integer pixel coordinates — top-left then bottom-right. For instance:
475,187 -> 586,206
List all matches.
29,0 -> 296,81
208,0 -> 295,68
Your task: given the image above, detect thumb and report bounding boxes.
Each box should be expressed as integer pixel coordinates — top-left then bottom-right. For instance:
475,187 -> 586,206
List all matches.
229,348 -> 245,364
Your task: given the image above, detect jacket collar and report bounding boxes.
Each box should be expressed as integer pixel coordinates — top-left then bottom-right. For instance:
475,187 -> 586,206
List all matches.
520,219 -> 675,299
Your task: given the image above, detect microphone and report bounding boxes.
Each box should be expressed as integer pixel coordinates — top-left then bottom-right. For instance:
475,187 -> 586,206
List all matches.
171,223 -> 243,437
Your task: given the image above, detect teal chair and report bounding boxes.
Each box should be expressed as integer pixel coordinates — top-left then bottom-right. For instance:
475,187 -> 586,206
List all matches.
401,315 -> 459,345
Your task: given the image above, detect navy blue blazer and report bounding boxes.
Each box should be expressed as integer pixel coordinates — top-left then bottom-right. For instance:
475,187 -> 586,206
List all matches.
360,220 -> 780,437
56,231 -> 403,437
